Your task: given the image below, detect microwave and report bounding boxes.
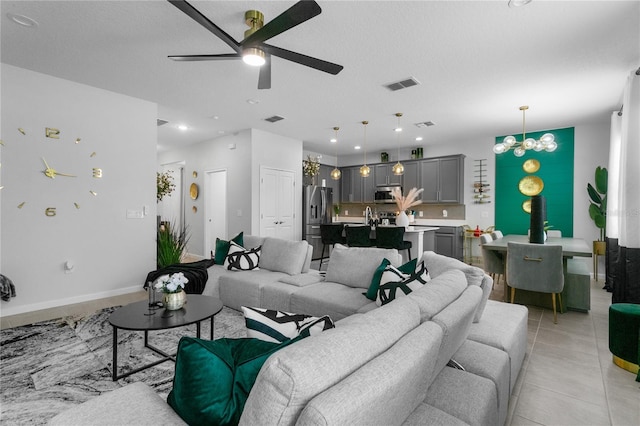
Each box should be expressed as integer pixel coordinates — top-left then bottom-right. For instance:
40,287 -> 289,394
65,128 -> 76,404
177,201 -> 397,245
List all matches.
374,185 -> 401,203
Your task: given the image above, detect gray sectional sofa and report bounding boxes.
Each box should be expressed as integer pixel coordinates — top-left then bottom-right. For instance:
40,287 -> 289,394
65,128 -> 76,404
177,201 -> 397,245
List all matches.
50,236 -> 528,426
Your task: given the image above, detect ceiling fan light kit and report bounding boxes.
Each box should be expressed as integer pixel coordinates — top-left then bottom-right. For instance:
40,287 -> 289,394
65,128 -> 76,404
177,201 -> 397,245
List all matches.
493,106 -> 557,157
167,0 -> 343,89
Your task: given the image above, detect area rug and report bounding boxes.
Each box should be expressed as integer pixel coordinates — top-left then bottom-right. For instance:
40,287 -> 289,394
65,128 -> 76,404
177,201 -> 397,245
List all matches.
0,306 -> 247,425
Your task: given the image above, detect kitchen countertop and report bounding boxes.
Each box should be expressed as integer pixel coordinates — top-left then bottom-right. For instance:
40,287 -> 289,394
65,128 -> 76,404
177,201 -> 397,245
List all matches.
332,221 -> 438,233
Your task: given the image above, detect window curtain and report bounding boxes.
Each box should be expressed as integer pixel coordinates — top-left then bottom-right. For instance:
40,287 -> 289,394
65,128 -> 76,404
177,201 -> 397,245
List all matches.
608,68 -> 640,303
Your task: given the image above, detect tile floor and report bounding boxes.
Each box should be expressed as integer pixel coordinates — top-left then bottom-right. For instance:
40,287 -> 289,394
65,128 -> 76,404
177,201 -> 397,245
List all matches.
1,269 -> 639,425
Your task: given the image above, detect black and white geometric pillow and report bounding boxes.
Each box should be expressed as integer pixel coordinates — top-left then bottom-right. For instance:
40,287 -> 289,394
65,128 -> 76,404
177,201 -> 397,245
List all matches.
224,241 -> 261,271
376,260 -> 431,306
241,306 -> 335,343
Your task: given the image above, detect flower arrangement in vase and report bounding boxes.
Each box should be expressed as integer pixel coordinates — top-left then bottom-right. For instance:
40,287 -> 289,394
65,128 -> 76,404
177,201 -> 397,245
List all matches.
155,272 -> 189,310
391,187 -> 423,228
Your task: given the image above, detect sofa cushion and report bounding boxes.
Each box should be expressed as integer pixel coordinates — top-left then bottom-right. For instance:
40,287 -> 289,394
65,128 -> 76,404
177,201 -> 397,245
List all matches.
239,297 -> 421,426
425,367 -> 499,426
214,232 -> 244,264
279,272 -> 323,287
242,235 -> 265,250
258,237 -> 309,275
48,382 -> 187,426
467,299 -> 528,391
224,242 -> 261,271
219,270 -> 288,311
168,336 -> 300,426
422,251 -> 491,322
403,403 -> 468,426
454,339 -> 511,426
325,244 -> 402,289
297,321 -> 444,426
431,285 -> 483,377
409,269 -> 468,322
290,282 -> 373,320
376,261 -> 431,306
241,306 -> 334,343
366,258 -> 417,300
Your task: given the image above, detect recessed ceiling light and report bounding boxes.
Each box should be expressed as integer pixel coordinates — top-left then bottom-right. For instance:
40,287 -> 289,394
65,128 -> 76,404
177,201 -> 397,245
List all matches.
354,146 -> 361,150
7,13 -> 38,28
394,127 -> 403,132
246,99 -> 260,105
416,136 -> 423,141
177,124 -> 188,131
330,138 -> 337,143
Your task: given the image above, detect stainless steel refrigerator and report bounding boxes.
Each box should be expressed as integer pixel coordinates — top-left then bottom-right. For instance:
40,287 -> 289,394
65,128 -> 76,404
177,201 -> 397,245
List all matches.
302,186 -> 333,260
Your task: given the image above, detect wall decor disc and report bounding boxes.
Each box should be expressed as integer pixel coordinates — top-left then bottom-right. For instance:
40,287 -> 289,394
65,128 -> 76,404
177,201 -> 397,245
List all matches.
518,175 -> 544,196
522,199 -> 532,214
522,159 -> 540,173
190,183 -> 199,200
192,206 -> 198,213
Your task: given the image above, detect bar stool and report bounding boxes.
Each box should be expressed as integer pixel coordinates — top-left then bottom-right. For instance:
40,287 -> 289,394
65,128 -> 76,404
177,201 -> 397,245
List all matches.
344,225 -> 374,247
319,224 -> 345,270
375,226 -> 412,259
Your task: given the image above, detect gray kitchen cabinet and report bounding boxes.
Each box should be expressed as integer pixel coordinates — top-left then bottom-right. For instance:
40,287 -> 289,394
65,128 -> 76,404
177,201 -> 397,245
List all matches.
433,226 -> 463,260
402,161 -> 420,191
374,164 -> 402,186
319,164 -> 340,201
340,166 -> 354,203
341,166 -> 375,203
420,155 -> 464,203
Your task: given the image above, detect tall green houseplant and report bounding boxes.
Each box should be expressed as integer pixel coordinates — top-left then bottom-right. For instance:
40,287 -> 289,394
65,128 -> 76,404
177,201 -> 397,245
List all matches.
157,222 -> 190,268
587,166 -> 608,241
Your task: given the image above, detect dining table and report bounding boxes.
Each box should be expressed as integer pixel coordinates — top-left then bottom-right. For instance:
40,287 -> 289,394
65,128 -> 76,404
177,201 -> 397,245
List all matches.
481,234 -> 592,311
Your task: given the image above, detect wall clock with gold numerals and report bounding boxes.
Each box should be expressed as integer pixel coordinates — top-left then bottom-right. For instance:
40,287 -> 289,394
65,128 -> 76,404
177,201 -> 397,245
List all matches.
7,126 -> 103,217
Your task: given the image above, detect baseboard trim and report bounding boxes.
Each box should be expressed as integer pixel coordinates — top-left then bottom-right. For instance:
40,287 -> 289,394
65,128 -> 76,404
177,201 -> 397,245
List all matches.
0,285 -> 142,318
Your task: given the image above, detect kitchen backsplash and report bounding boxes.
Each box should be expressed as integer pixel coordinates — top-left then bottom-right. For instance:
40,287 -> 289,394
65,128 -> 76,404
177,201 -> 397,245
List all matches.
336,203 -> 465,220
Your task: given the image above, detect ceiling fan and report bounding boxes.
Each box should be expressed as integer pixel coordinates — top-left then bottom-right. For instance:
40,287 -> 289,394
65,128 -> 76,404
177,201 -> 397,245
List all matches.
167,0 -> 344,89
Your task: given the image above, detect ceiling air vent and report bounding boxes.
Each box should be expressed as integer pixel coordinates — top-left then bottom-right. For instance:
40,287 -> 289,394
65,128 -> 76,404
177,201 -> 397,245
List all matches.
384,77 -> 420,91
415,121 -> 436,128
264,115 -> 285,123
157,119 -> 169,127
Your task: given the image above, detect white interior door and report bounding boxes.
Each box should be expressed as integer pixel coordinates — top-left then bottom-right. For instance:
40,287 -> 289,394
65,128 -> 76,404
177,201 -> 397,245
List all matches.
205,169 -> 227,258
260,167 -> 295,240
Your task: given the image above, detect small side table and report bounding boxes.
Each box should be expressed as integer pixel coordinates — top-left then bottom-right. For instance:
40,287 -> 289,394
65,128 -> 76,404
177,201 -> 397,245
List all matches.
109,295 -> 223,381
593,240 -> 606,281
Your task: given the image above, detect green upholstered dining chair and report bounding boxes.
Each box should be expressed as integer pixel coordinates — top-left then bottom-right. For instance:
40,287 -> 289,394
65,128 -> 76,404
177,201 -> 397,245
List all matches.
480,233 -> 504,288
375,226 -> 412,259
319,224 -> 345,270
344,225 -> 373,247
506,242 -> 564,323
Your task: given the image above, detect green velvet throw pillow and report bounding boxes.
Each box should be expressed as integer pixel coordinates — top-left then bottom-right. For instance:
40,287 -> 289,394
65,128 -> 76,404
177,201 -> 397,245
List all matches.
214,232 -> 244,264
168,336 -> 300,426
365,258 -> 417,300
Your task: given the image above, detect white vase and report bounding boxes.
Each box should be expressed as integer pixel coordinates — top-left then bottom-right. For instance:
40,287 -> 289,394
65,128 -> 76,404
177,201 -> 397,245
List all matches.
396,211 -> 410,228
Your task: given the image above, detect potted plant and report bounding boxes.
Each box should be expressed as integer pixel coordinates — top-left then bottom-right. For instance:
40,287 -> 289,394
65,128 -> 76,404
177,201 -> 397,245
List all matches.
157,221 -> 190,269
587,166 -> 608,256
333,204 -> 341,221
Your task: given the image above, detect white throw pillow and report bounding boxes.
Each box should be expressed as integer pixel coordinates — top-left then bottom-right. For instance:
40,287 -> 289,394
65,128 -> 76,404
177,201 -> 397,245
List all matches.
241,306 -> 334,343
224,241 -> 261,271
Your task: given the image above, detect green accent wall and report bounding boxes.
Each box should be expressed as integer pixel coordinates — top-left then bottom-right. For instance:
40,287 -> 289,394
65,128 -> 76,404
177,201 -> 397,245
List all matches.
495,127 -> 574,237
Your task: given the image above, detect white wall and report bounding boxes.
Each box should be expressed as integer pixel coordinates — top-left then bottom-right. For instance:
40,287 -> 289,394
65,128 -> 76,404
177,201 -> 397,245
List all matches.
1,64 -> 157,316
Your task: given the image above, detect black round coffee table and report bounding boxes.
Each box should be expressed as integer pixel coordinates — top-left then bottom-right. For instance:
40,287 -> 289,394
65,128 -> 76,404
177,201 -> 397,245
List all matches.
109,295 -> 223,380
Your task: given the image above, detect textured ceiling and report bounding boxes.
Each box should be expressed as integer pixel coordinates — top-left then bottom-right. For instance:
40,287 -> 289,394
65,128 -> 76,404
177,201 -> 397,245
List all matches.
2,1 -> 639,157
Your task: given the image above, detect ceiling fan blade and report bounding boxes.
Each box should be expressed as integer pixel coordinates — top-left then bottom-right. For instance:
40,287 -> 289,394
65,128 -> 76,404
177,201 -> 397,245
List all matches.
168,53 -> 242,61
258,54 -> 272,89
264,44 -> 343,75
242,0 -> 321,47
167,0 -> 241,53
